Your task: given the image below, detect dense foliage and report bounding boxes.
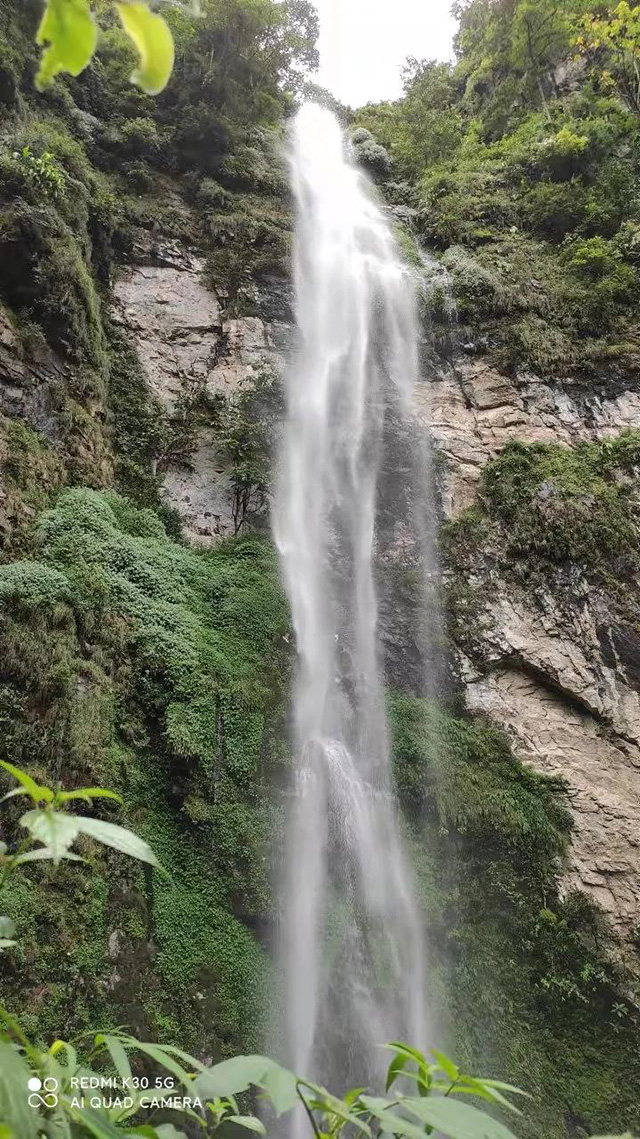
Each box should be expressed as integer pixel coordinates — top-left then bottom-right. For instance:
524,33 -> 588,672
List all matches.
0,489 -> 289,1054
390,694 -> 640,1137
356,0 -> 640,375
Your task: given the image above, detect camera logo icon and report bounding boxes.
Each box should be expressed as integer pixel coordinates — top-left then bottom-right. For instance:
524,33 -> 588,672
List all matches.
27,1076 -> 59,1108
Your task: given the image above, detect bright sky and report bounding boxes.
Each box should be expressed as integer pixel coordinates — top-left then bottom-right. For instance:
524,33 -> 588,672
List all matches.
312,0 -> 458,109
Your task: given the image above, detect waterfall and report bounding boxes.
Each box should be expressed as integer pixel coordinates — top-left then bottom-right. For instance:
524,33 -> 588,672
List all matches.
274,103 -> 427,1094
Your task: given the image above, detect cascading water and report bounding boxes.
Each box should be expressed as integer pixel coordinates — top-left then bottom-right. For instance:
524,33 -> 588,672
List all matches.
274,103 -> 428,1096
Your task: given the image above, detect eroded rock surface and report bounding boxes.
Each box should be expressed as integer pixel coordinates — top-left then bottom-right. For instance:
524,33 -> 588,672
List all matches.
420,356 -> 640,515
431,352 -> 640,950
113,251 -> 289,544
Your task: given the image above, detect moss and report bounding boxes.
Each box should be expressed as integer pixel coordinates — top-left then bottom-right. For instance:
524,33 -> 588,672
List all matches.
204,191 -> 292,308
0,488 -> 289,1055
390,694 -> 640,1137
390,692 -> 570,864
0,417 -> 66,555
106,324 -> 168,511
478,434 -> 640,572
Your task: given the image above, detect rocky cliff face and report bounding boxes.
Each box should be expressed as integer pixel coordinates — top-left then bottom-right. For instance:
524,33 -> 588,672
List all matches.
423,349 -> 640,955
112,223 -> 290,545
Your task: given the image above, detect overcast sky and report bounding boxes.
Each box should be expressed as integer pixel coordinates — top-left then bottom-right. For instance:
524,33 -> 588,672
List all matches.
312,0 -> 457,108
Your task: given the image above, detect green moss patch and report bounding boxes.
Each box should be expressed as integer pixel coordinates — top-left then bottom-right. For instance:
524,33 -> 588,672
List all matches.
390,694 -> 640,1138
0,489 -> 290,1055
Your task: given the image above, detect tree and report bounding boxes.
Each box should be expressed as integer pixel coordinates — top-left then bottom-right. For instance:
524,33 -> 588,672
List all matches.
577,1 -> 640,116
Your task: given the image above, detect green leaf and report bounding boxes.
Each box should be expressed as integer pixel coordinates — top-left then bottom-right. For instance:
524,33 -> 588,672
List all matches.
20,809 -> 80,864
452,1078 -> 525,1116
35,0 -> 98,90
73,816 -> 159,868
260,1061 -> 299,1115
0,939 -> 17,950
194,1055 -> 298,1115
0,761 -> 52,804
0,917 -> 16,939
49,1039 -> 78,1075
1,788 -> 30,804
473,1079 -> 530,1097
228,1117 -> 266,1134
432,1050 -> 460,1083
12,846 -> 83,867
95,1034 -> 133,1085
403,1094 -> 519,1139
445,1083 -> 522,1116
115,2 -> 175,95
299,1084 -> 371,1136
119,1039 -> 193,1086
0,1040 -> 39,1139
385,1052 -> 409,1092
56,788 -> 123,805
358,1097 -> 427,1139
385,1042 -> 431,1066
117,1039 -> 204,1071
68,1108 -> 125,1139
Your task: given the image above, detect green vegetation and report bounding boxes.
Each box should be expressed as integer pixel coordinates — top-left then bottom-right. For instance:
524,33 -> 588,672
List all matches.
0,489 -> 289,1054
443,431 -> 640,590
0,0 -> 638,1135
390,694 -> 640,1138
355,0 -> 640,375
35,0 -> 176,95
479,432 -> 640,568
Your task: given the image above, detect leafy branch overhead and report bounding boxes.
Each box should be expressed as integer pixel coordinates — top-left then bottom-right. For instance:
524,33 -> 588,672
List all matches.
35,0 -> 178,94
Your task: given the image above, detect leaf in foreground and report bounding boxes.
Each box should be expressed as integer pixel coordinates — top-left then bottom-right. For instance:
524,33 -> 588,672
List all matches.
194,1055 -> 299,1115
20,809 -> 80,864
74,816 -> 159,868
35,0 -> 98,89
403,1094 -> 519,1139
116,2 -> 175,94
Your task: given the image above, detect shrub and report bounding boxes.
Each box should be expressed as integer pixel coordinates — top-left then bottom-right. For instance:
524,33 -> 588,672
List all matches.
351,127 -> 393,178
441,244 -> 509,321
4,145 -> 66,200
479,435 -> 640,569
418,165 -> 517,247
196,176 -> 233,209
117,115 -> 162,159
520,178 -> 588,241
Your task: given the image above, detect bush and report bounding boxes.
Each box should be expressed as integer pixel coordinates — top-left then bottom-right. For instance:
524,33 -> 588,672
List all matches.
122,158 -> 155,194
520,178 -> 588,241
442,244 -> 509,322
0,201 -> 105,369
479,435 -> 640,569
418,165 -> 517,247
117,115 -> 162,159
196,176 -> 233,209
0,145 -> 66,201
351,127 -> 393,178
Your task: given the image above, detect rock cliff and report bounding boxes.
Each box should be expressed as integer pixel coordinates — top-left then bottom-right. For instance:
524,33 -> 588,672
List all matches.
424,349 -> 640,955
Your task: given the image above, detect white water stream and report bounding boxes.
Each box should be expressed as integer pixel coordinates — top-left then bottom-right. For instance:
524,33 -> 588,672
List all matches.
274,104 -> 427,1096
